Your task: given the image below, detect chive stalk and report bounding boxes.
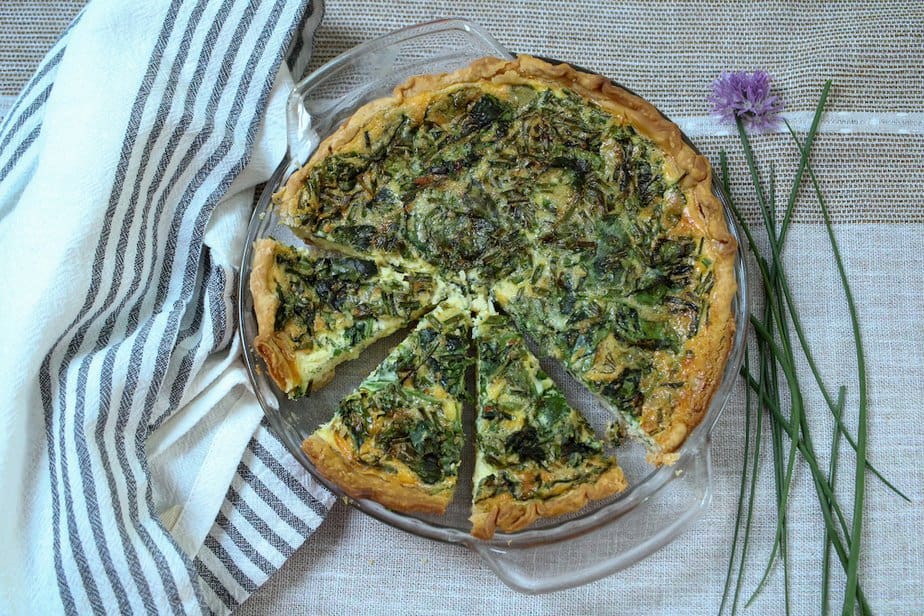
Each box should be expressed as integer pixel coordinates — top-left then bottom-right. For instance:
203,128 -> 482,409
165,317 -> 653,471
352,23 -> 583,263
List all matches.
715,79 -> 897,615
823,386 -> 847,614
719,350 -> 752,616
783,125 -> 871,616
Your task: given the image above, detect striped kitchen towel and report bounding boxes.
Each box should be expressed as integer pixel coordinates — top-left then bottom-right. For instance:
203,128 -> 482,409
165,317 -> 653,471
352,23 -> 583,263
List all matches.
0,0 -> 334,614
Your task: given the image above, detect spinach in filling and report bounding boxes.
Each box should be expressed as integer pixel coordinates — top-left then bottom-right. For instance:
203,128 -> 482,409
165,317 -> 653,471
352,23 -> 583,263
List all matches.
270,241 -> 436,351
331,301 -> 470,486
289,78 -> 720,443
338,385 -> 463,485
474,313 -> 616,502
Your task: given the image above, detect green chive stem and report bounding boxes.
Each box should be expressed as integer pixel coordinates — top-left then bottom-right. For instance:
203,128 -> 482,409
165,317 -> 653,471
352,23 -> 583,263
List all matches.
781,124 -> 870,616
720,350 -> 753,616
778,81 -> 832,245
823,386 -> 847,614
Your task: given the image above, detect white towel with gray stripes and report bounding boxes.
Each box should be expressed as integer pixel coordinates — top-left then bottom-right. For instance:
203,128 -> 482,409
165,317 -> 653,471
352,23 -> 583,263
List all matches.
0,0 -> 334,613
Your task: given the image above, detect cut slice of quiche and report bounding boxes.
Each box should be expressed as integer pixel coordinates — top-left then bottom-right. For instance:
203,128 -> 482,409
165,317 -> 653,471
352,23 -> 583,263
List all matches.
302,296 -> 471,514
471,306 -> 626,539
492,238 -> 728,464
250,238 -> 442,398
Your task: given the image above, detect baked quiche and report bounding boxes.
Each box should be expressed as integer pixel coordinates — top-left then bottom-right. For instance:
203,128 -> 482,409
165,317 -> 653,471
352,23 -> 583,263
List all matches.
250,238 -> 442,398
471,307 -> 627,539
302,296 -> 470,514
253,55 -> 738,534
272,54 -> 736,462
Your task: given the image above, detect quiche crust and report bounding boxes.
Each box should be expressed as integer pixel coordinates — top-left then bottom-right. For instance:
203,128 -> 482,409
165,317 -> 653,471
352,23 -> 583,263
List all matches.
251,238 -> 303,392
470,464 -> 627,540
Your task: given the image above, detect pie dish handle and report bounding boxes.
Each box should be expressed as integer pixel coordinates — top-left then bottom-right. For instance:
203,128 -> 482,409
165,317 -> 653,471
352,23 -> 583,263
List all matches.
466,444 -> 714,594
284,18 -> 514,166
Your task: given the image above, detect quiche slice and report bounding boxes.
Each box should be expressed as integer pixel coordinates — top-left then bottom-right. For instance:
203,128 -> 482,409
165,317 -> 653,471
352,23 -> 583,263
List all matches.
492,239 -> 732,463
471,307 -> 626,539
302,295 -> 470,514
250,238 -> 442,398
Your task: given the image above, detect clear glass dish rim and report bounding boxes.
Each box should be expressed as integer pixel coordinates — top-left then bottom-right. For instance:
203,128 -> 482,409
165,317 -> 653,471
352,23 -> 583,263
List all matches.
237,18 -> 749,551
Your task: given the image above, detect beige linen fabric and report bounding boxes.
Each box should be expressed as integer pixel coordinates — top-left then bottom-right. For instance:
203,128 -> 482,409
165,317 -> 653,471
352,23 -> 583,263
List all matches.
3,1 -> 922,614
0,1 -> 84,95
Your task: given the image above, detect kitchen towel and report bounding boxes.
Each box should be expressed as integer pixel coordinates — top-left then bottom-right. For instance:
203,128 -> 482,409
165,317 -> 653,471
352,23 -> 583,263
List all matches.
0,0 -> 333,613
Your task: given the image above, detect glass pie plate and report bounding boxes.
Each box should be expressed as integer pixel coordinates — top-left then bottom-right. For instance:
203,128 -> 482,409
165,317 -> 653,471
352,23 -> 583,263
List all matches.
237,19 -> 749,593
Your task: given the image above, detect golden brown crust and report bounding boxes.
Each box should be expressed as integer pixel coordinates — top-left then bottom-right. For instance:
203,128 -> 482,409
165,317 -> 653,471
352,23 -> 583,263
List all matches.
646,152 -> 736,460
250,239 -> 300,392
251,238 -> 280,340
648,227 -> 736,462
275,54 -> 737,465
303,433 -> 451,515
470,465 -> 627,540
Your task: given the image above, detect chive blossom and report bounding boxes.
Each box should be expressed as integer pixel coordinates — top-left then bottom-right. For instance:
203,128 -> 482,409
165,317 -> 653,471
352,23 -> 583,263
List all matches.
709,70 -> 784,132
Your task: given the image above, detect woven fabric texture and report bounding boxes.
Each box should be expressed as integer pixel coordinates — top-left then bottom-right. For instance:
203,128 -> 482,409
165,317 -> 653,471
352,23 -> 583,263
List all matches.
2,1 -> 922,614
0,1 -> 85,96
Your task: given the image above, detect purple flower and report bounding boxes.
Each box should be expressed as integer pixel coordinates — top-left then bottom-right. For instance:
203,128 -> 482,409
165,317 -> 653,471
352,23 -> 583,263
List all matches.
709,70 -> 784,132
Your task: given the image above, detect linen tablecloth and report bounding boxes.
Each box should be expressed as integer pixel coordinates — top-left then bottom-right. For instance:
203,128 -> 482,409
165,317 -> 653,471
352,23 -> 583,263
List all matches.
2,1 -> 922,614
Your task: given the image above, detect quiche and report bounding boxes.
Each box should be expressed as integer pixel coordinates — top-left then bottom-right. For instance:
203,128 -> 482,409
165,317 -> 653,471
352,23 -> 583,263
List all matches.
302,296 -> 470,514
254,55 -> 738,535
471,307 -> 627,539
250,238 -> 441,398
